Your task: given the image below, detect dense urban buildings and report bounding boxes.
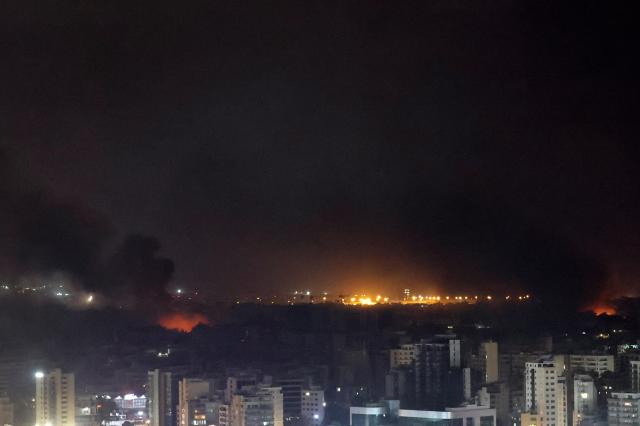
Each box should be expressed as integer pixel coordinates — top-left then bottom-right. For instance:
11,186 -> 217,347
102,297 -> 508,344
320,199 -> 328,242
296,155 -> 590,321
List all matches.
3,0 -> 640,426
0,300 -> 639,426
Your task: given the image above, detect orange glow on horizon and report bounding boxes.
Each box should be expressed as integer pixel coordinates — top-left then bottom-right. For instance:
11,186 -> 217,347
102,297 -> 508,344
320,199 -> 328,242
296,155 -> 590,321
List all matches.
590,304 -> 616,316
585,291 -> 617,316
158,312 -> 209,332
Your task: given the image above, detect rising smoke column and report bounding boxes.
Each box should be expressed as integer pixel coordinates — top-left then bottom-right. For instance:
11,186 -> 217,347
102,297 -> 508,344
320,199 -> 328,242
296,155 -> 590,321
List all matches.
0,148 -> 176,313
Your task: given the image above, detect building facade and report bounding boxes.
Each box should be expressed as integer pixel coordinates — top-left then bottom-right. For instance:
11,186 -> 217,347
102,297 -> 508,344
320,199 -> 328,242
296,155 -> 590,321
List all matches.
35,369 -> 75,426
476,382 -> 509,426
0,396 -> 14,426
608,392 -> 640,426
148,370 -> 174,426
349,402 -> 495,426
413,338 -> 465,410
179,378 -> 211,426
398,406 -> 495,426
301,388 -> 325,426
522,356 -> 567,426
479,342 -> 499,384
631,361 -> 640,393
573,375 -> 596,426
569,355 -> 614,376
229,385 -> 284,426
390,345 -> 420,370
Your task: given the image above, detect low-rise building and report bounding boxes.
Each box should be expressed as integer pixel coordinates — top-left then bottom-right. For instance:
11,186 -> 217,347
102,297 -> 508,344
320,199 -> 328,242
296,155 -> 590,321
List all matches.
398,405 -> 495,426
350,402 -> 495,426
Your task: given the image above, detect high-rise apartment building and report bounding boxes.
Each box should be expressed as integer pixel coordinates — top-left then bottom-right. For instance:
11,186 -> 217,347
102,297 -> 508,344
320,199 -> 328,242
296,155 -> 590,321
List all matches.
480,342 -> 499,384
414,338 -> 466,409
148,370 -> 174,426
522,355 -> 568,426
178,378 -> 211,426
35,369 -> 75,426
390,336 -> 467,410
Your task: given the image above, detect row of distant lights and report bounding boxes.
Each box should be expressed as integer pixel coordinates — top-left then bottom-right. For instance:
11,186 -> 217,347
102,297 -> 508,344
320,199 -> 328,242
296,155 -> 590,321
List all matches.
1,284 -> 71,295
407,294 -> 530,301
285,290 -> 331,304
2,284 -> 55,290
3,286 -> 97,304
236,292 -> 531,305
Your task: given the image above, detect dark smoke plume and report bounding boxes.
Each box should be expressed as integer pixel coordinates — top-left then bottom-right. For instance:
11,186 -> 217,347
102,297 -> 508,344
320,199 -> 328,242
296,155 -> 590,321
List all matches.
97,234 -> 174,306
0,148 -> 174,310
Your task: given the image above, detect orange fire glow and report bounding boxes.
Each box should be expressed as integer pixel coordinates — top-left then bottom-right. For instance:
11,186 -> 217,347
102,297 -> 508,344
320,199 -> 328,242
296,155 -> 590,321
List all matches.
158,312 -> 209,332
587,303 -> 616,316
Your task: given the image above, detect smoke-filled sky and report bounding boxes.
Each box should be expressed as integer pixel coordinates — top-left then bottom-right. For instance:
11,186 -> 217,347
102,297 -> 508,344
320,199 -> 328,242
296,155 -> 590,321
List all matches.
1,0 -> 639,308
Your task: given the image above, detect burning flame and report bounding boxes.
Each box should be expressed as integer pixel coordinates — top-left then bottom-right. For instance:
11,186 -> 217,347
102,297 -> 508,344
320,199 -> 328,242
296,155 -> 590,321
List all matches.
590,304 -> 616,316
158,312 -> 209,332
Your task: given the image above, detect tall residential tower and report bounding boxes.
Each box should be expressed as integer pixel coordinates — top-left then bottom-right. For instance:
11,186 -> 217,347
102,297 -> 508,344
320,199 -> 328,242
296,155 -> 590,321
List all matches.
35,369 -> 75,426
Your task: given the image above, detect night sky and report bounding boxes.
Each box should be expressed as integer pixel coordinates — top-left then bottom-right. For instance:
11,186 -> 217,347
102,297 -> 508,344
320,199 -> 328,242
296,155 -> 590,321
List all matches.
1,1 -> 639,308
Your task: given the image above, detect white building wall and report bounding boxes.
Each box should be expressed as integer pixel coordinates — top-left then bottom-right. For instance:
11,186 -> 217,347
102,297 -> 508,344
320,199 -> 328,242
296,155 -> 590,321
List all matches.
524,356 -> 567,426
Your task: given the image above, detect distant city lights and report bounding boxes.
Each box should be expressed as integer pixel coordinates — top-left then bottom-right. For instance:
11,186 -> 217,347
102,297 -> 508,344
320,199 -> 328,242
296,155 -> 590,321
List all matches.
231,290 -> 534,307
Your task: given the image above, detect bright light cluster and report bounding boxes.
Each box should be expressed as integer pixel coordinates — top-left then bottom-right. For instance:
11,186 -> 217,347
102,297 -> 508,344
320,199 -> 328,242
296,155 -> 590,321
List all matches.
347,295 -> 389,306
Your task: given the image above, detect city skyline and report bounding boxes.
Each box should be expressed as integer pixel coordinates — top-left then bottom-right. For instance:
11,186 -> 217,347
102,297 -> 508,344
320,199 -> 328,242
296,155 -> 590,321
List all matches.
1,1 -> 639,313
4,3 -> 640,426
